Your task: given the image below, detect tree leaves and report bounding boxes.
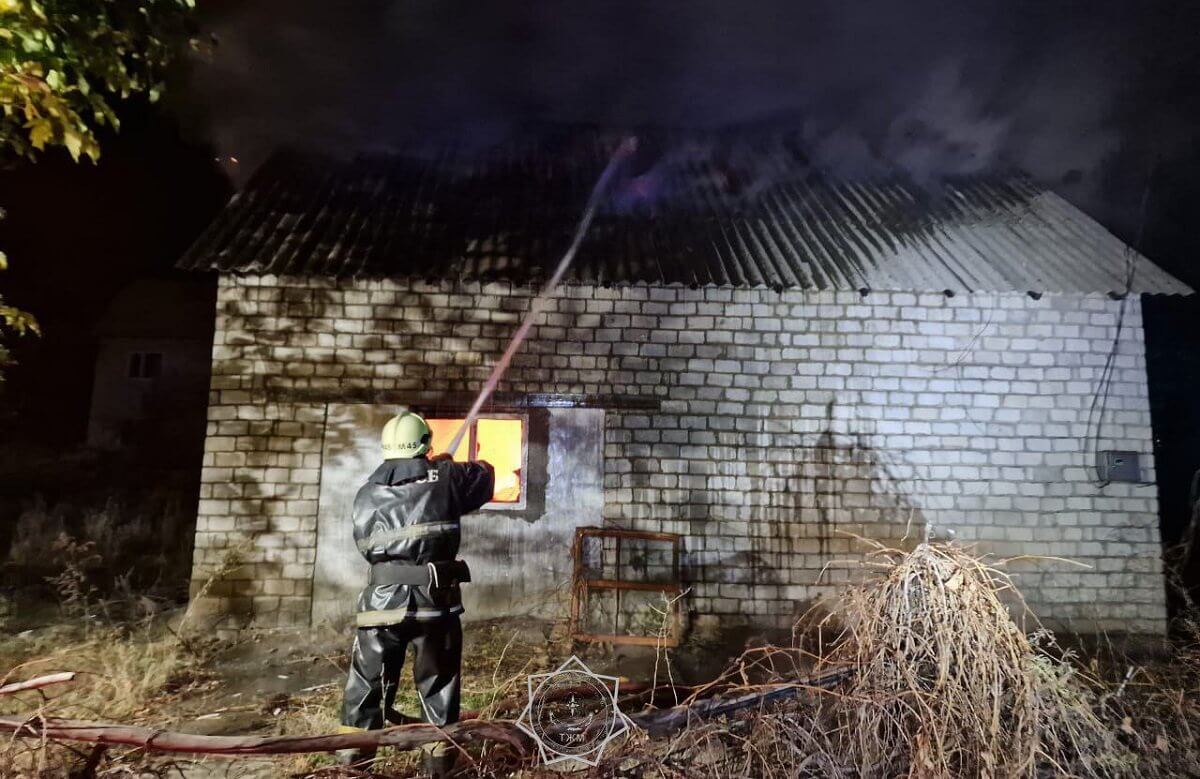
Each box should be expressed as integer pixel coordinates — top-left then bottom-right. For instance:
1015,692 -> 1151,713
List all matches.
61,125 -> 81,159
0,1 -> 197,379
0,303 -> 39,335
0,0 -> 198,164
0,243 -> 39,381
27,117 -> 51,149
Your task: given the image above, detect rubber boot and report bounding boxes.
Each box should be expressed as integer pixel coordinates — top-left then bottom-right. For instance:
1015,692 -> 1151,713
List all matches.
422,742 -> 457,777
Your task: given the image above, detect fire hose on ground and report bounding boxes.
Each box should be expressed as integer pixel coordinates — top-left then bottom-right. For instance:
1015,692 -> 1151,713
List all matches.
0,668 -> 853,758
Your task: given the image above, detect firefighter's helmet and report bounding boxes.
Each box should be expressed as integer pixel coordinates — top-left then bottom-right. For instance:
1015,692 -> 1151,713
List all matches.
381,411 -> 433,459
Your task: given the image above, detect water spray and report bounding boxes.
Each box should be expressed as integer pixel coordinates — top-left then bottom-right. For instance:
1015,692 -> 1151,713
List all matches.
446,136 -> 638,457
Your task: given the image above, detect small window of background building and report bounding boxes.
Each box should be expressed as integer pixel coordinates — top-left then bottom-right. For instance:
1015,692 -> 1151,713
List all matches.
427,416 -> 527,508
128,352 -> 164,380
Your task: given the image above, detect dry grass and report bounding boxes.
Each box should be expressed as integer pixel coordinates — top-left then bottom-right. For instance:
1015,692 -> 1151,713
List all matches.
0,618 -> 216,777
0,540 -> 1196,778
0,521 -> 226,778
822,542 -> 1128,778
0,624 -> 188,722
584,541 -> 1199,779
1102,615 -> 1200,777
831,542 -> 1044,776
4,490 -> 194,600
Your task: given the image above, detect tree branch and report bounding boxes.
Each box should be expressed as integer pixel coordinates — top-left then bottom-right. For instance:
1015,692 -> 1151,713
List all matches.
0,669 -> 851,757
0,715 -> 529,756
0,672 -> 77,696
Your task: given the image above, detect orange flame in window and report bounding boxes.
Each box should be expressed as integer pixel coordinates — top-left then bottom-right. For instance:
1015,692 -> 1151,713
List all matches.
428,417 -> 523,504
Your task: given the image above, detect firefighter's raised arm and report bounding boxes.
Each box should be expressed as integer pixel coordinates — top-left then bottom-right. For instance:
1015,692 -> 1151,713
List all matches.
449,459 -> 495,514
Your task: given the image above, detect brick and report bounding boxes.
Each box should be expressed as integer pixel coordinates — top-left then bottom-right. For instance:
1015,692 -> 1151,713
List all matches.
192,280 -> 1164,635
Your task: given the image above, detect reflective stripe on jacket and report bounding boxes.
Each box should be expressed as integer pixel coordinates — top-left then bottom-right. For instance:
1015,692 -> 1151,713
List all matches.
352,457 -> 494,623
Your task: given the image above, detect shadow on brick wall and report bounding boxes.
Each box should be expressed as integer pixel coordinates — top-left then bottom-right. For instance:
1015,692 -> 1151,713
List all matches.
698,399 -> 925,626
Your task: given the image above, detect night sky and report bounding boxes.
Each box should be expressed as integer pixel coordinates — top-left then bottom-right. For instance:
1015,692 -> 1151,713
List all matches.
185,0 -> 1200,243
1,0 -> 1199,440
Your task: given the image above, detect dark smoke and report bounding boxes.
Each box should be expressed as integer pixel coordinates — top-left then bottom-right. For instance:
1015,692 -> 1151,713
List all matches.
181,0 -> 1199,233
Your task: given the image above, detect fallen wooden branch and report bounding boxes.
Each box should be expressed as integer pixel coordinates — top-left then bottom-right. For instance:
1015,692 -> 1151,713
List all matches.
0,715 -> 529,756
0,668 -> 852,758
633,668 -> 853,735
0,672 -> 77,696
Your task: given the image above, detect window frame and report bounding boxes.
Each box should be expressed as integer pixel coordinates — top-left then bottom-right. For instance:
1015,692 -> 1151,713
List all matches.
431,413 -> 529,512
127,351 -> 164,380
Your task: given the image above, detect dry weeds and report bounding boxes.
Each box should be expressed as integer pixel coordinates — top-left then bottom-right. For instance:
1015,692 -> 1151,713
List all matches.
825,542 -> 1130,778
586,541 -> 1200,779
4,490 -> 194,599
1,541 -> 1197,778
0,618 -> 216,777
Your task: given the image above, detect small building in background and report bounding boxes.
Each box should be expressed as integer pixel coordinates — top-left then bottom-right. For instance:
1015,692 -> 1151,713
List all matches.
87,278 -> 214,463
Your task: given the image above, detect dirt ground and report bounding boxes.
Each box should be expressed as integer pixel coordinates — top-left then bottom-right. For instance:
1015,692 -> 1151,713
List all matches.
2,560 -> 1196,778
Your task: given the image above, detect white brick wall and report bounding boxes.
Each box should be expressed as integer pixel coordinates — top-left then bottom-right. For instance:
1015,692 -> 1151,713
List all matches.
190,275 -> 1167,634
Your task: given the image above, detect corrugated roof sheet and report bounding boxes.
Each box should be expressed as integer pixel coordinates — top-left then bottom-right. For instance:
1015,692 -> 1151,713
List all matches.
177,130 -> 1191,295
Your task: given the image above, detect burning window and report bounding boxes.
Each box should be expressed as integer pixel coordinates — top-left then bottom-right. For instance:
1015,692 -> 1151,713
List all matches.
427,417 -> 525,505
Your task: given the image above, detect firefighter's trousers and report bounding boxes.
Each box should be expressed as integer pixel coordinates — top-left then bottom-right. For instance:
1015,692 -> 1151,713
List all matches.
340,616 -> 462,774
341,615 -> 462,728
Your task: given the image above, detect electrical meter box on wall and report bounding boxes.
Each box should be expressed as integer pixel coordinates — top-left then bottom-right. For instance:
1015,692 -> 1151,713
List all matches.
1099,451 -> 1141,483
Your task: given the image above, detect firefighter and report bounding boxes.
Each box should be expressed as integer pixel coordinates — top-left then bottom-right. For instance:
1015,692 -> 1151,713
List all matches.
337,411 -> 495,775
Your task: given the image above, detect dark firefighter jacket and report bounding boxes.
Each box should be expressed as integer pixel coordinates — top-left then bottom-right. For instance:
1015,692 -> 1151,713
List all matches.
351,456 -> 495,626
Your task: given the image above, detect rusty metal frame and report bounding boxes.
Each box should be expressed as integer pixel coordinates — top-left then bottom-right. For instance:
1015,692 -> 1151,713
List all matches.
570,527 -> 683,647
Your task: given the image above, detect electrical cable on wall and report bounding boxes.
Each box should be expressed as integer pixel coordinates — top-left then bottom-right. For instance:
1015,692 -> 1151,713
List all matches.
1085,174 -> 1153,487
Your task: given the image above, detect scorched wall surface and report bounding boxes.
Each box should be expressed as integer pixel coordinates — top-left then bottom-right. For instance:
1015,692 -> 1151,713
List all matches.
189,274 -> 1166,635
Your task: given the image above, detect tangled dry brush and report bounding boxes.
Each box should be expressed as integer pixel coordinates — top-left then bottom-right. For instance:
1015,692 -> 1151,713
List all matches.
591,542 -> 1200,779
